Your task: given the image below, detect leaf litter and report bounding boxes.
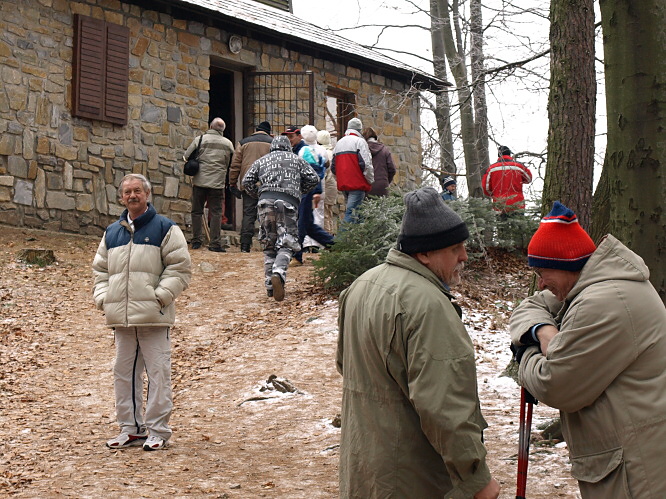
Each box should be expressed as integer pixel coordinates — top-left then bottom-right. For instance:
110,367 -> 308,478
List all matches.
0,226 -> 579,498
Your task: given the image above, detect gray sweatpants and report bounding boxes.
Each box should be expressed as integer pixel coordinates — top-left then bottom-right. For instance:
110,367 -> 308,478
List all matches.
113,326 -> 172,441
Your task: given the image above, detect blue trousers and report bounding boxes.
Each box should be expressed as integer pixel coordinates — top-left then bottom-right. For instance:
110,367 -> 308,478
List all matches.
343,190 -> 366,223
293,191 -> 334,262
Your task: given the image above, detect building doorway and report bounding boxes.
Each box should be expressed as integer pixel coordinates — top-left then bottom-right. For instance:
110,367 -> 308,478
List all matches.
209,66 -> 241,229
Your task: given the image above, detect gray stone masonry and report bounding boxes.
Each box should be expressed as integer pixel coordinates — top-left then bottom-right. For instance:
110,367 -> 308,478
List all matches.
0,0 -> 422,236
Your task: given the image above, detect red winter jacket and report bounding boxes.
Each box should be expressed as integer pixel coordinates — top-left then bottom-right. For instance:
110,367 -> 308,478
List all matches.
482,155 -> 532,210
331,130 -> 374,192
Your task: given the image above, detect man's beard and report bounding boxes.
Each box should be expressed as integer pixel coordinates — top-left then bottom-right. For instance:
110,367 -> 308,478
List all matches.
448,262 -> 465,287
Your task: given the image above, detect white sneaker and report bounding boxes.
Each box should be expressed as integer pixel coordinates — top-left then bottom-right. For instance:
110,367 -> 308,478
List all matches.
142,435 -> 166,451
106,431 -> 148,449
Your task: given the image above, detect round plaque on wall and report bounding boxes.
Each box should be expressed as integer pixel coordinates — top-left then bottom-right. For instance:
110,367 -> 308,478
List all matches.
228,35 -> 242,54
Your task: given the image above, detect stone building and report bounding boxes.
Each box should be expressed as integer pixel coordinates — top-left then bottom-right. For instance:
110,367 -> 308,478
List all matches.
0,0 -> 443,236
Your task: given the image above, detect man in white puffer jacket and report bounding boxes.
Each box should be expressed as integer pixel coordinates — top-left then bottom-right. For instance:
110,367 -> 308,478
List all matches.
93,174 -> 191,451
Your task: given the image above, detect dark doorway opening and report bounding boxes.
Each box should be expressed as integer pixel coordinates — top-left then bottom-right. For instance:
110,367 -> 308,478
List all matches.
209,68 -> 235,143
209,67 -> 236,228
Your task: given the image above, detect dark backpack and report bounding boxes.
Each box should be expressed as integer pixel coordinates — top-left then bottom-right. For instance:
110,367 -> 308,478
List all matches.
184,135 -> 203,176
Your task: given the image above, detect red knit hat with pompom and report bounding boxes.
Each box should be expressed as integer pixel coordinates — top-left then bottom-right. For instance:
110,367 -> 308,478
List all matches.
527,201 -> 596,271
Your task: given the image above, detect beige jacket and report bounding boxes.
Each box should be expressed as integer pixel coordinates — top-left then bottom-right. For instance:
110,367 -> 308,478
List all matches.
183,129 -> 234,189
511,235 -> 666,498
228,131 -> 273,191
92,205 -> 191,328
337,249 -> 492,498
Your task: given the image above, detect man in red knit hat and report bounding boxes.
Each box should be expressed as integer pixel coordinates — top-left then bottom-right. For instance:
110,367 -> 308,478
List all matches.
509,201 -> 666,498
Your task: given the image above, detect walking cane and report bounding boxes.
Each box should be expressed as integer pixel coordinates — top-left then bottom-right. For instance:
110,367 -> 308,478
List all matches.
516,387 -> 536,499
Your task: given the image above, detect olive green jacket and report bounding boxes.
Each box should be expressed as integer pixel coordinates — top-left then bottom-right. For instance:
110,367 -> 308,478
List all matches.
336,248 -> 491,498
511,235 -> 666,498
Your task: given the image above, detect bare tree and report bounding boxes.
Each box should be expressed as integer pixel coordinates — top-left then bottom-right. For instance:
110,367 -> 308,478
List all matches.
308,1 -> 552,199
470,0 -> 489,170
432,0 -> 483,197
429,0 -> 456,181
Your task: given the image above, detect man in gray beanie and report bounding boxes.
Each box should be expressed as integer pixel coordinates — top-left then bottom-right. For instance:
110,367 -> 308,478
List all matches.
336,186 -> 500,498
331,117 -> 374,224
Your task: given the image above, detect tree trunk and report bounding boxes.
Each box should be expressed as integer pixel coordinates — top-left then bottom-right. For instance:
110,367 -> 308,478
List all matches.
435,0 -> 483,198
430,0 -> 456,178
542,0 -> 596,227
600,0 -> 666,303
470,0 -> 489,171
590,155 -> 610,243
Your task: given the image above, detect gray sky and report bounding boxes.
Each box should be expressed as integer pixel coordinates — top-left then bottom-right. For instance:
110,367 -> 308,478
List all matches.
291,0 -> 605,195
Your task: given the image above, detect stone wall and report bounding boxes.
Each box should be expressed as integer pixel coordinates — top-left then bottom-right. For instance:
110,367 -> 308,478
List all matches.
0,0 -> 422,236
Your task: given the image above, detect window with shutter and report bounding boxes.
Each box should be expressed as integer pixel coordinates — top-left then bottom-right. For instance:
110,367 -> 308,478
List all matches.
72,15 -> 129,126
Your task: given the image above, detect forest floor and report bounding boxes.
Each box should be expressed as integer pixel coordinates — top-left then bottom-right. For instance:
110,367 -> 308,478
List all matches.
0,225 -> 580,498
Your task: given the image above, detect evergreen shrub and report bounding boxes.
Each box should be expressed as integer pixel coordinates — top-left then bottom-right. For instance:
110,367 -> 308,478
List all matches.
314,192 -> 540,292
313,193 -> 404,291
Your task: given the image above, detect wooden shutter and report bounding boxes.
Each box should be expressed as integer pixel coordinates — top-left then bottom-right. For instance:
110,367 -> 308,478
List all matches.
72,15 -> 128,126
104,23 -> 129,124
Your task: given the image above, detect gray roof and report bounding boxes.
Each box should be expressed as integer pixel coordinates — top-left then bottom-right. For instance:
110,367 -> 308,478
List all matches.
177,0 -> 446,90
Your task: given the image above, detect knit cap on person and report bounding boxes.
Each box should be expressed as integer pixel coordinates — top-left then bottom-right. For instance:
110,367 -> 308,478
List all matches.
257,121 -> 271,133
442,176 -> 456,188
301,125 -> 318,145
347,118 -> 363,132
316,129 -> 332,147
397,187 -> 469,254
498,146 -> 512,156
527,201 -> 596,271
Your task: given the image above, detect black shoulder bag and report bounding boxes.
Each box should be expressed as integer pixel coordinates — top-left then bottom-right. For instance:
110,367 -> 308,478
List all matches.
184,135 -> 203,176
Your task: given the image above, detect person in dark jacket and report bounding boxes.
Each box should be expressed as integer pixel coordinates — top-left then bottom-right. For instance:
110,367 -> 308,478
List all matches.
363,127 -> 396,197
242,136 -> 319,301
283,125 -> 334,265
228,121 -> 273,252
441,176 -> 457,201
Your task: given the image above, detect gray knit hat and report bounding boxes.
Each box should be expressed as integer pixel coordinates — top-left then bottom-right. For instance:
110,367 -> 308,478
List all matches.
347,117 -> 363,131
397,187 -> 469,254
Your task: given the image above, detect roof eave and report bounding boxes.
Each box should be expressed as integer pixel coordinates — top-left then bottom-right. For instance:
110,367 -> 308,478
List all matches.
123,0 -> 450,91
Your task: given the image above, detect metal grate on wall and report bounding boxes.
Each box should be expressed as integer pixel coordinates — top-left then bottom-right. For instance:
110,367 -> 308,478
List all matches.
247,71 -> 314,135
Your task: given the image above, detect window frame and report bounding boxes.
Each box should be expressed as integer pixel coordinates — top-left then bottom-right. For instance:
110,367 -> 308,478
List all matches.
326,88 -> 356,143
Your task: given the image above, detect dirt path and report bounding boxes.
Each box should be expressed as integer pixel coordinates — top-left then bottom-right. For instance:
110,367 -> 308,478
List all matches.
0,225 -> 579,498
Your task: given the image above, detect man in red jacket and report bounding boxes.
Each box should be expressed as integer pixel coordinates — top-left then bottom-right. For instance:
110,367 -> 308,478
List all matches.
331,118 -> 374,223
482,146 -> 532,215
